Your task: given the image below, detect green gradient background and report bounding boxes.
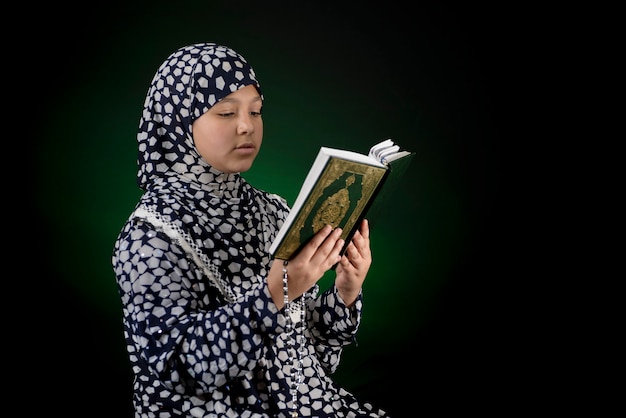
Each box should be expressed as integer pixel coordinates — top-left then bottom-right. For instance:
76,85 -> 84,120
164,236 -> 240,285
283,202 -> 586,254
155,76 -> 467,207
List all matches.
28,2 -> 507,416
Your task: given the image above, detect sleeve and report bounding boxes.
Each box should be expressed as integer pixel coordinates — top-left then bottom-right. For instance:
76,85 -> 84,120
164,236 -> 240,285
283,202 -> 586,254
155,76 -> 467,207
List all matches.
113,218 -> 287,394
307,285 -> 363,374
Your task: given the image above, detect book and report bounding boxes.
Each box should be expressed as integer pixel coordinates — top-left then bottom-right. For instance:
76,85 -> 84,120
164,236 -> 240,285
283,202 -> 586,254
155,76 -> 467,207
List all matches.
269,138 -> 415,260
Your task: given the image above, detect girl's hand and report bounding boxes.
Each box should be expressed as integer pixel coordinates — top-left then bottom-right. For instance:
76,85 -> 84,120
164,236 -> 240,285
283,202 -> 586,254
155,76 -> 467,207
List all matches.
334,219 -> 372,307
268,225 -> 344,308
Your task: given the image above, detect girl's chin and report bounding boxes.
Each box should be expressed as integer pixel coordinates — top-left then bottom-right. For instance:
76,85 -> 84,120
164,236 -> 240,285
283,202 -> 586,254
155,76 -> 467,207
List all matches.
226,160 -> 255,174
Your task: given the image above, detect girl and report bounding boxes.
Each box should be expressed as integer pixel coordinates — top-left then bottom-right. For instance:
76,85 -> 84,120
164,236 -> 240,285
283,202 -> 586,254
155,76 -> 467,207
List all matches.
112,42 -> 388,418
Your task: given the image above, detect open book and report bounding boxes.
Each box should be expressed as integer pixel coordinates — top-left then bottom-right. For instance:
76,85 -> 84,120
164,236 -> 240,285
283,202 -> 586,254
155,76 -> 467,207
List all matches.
269,139 -> 415,260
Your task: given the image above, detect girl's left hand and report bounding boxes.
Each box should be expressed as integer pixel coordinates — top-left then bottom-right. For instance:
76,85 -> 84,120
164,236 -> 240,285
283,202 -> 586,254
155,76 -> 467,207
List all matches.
334,219 -> 372,307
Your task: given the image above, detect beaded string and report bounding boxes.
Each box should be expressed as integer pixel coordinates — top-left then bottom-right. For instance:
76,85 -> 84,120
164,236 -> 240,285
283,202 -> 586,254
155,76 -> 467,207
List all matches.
282,260 -> 304,418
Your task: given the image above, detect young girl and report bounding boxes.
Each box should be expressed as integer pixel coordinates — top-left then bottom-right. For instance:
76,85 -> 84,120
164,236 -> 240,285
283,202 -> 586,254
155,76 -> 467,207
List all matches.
112,42 -> 388,417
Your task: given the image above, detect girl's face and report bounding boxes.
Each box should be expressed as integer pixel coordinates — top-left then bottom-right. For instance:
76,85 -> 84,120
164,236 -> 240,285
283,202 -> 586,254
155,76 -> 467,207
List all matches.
192,84 -> 263,174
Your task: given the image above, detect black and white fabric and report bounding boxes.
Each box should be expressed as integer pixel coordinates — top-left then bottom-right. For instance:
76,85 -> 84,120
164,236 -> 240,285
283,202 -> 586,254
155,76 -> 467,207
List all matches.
112,43 -> 388,417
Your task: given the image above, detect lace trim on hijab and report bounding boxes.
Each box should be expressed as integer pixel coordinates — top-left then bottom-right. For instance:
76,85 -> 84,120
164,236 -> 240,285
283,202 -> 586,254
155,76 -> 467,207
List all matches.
133,205 -> 241,303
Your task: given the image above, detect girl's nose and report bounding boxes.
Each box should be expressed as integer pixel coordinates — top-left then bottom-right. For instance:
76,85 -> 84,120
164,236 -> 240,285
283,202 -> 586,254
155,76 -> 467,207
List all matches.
237,114 -> 255,135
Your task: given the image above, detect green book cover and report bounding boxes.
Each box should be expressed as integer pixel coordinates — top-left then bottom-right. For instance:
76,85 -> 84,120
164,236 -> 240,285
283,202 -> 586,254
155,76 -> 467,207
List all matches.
272,157 -> 387,260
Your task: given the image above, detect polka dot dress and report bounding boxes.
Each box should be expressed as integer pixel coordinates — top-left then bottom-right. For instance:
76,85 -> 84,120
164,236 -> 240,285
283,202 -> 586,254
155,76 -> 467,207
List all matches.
112,43 -> 389,417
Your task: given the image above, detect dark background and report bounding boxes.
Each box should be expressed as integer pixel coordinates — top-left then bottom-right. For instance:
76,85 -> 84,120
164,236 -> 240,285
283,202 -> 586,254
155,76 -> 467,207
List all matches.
20,1 -> 546,416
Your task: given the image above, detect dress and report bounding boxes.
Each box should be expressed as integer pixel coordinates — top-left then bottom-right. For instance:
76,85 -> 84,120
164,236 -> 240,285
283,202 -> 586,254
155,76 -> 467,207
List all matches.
112,43 -> 389,418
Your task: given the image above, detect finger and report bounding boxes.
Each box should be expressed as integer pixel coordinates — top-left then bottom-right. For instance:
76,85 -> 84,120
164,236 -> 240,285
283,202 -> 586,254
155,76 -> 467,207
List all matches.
360,218 -> 370,240
358,221 -> 370,246
306,225 -> 344,264
351,231 -> 369,255
321,227 -> 343,253
339,254 -> 352,269
344,242 -> 359,264
299,225 -> 333,259
323,229 -> 344,261
346,241 -> 357,255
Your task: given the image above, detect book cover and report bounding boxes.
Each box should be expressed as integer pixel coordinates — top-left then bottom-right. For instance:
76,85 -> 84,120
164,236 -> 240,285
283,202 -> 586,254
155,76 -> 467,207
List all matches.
270,140 -> 415,260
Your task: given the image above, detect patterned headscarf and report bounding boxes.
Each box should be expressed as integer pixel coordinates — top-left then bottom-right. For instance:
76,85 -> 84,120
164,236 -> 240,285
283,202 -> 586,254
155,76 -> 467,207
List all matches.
131,43 -> 287,302
137,42 -> 263,189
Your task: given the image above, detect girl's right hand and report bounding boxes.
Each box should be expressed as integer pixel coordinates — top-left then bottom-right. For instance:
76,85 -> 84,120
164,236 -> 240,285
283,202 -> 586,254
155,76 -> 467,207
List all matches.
268,225 -> 344,308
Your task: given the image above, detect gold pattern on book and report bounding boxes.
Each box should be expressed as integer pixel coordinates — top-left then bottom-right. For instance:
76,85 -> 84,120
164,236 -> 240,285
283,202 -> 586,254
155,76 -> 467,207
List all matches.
312,173 -> 355,231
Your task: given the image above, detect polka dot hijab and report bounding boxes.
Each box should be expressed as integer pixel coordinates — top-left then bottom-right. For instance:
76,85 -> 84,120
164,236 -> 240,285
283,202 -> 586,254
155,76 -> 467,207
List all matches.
136,42 -> 263,189
130,43 -> 286,302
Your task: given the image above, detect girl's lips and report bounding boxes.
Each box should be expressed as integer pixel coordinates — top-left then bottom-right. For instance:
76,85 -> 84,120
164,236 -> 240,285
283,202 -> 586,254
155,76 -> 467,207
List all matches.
235,144 -> 256,155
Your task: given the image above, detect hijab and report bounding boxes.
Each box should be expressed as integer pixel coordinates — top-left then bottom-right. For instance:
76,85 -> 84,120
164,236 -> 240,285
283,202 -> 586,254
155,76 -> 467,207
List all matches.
131,43 -> 288,303
137,42 -> 262,189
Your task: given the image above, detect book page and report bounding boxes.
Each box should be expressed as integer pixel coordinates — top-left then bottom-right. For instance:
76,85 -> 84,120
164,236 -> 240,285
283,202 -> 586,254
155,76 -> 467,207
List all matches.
368,139 -> 411,164
369,139 -> 395,158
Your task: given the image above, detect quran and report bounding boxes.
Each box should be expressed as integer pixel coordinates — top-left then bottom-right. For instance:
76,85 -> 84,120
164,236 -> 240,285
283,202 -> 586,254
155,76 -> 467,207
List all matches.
270,139 -> 415,260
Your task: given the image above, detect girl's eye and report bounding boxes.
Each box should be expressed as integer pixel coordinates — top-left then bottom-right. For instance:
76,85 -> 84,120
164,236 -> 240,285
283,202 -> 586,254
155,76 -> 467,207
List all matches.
218,112 -> 235,117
